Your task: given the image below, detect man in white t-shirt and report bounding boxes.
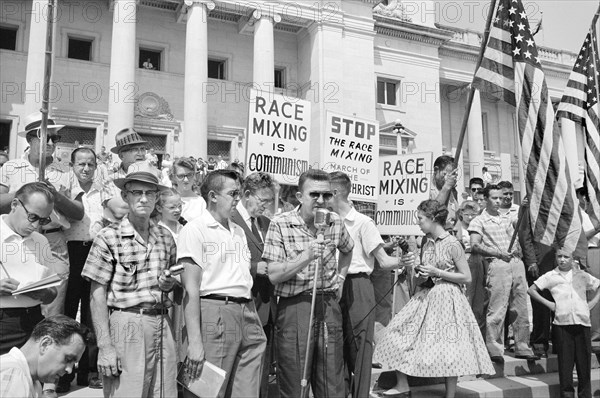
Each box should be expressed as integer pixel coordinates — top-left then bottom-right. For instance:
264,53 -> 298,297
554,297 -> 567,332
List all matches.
329,171 -> 415,398
0,315 -> 86,398
178,170 -> 266,398
0,182 -> 58,354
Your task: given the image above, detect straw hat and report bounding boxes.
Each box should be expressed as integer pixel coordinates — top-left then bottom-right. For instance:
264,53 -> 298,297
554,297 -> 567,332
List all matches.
110,128 -> 148,154
113,161 -> 169,191
18,112 -> 64,137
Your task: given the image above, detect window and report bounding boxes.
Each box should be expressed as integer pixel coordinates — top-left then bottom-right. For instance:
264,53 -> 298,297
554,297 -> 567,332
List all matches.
208,59 -> 226,80
377,79 -> 398,106
207,140 -> 230,159
274,68 -> 285,89
68,37 -> 93,61
0,26 -> 17,51
482,112 -> 489,150
139,48 -> 161,71
0,120 -> 11,152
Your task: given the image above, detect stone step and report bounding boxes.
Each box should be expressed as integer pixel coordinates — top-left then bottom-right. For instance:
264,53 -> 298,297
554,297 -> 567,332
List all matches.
370,370 -> 600,398
372,352 -> 600,388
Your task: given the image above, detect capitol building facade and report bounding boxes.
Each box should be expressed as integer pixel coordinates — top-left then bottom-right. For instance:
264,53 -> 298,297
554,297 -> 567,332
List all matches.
0,0 -> 584,199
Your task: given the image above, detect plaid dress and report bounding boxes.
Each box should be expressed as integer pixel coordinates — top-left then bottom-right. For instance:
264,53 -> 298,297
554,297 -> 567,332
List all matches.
373,233 -> 495,377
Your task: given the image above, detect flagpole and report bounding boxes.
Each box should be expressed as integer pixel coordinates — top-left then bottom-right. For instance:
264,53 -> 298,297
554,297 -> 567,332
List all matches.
38,0 -> 56,182
453,0 -> 498,169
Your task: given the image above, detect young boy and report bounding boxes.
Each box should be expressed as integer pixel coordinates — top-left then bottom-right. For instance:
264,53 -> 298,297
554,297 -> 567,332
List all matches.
528,249 -> 600,398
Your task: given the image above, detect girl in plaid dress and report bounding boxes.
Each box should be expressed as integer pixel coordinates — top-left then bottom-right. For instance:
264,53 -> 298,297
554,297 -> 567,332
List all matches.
373,200 -> 494,398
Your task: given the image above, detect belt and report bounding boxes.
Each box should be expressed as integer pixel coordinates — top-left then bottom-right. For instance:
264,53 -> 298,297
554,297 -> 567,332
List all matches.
0,305 -> 41,317
347,272 -> 369,278
69,240 -> 94,246
41,227 -> 63,234
201,294 -> 251,304
109,306 -> 168,316
299,290 -> 336,297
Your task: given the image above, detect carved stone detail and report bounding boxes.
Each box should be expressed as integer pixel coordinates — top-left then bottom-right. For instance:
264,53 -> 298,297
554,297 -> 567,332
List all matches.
373,0 -> 412,22
135,92 -> 174,121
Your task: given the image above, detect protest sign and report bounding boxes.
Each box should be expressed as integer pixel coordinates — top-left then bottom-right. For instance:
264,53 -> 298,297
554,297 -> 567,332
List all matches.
246,90 -> 311,185
322,112 -> 379,202
375,152 -> 433,236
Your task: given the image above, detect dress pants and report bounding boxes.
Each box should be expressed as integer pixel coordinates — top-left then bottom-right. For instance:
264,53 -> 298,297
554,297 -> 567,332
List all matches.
553,325 -> 592,398
275,293 -> 345,398
0,306 -> 43,354
200,298 -> 266,398
341,274 -> 375,398
61,241 -> 97,382
485,258 -> 534,357
466,254 -> 488,340
586,247 -> 600,352
41,231 -> 70,316
103,310 -> 177,398
527,249 -> 556,351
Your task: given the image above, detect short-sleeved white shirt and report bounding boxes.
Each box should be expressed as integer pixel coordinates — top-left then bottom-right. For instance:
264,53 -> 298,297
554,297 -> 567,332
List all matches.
64,176 -> 106,242
177,211 -> 252,298
343,208 -> 384,275
534,268 -> 600,327
0,216 -> 53,308
181,196 -> 206,222
0,347 -> 42,398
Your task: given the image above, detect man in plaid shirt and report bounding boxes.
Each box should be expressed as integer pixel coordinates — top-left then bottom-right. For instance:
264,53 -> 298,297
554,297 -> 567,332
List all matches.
469,184 -> 538,364
83,163 -> 181,398
264,169 -> 354,398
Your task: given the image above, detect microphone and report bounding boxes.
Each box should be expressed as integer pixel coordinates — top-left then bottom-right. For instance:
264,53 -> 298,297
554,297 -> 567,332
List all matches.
397,237 -> 410,254
314,208 -> 331,242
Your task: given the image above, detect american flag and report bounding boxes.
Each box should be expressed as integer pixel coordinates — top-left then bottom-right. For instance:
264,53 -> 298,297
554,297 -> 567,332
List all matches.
556,24 -> 600,223
473,0 -> 581,252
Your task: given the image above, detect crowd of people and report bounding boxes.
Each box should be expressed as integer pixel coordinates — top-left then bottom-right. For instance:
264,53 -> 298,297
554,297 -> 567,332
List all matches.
0,114 -> 599,398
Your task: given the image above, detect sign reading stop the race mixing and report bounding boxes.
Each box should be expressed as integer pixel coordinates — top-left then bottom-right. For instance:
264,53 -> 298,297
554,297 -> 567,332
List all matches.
376,152 -> 433,236
323,112 -> 379,202
246,90 -> 311,185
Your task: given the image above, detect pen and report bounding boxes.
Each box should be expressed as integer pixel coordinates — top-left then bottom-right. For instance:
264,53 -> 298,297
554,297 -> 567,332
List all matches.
0,260 -> 11,279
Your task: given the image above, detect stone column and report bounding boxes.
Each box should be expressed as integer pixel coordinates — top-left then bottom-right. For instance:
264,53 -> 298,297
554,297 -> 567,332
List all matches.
467,88 -> 486,180
252,9 -> 281,94
106,0 -> 137,147
183,0 -> 214,159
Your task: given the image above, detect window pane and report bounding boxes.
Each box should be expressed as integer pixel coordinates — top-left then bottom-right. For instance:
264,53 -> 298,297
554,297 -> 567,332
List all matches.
208,60 -> 226,80
139,49 -> 161,71
386,82 -> 396,106
0,27 -> 17,51
377,81 -> 386,104
274,69 -> 285,89
68,38 -> 92,61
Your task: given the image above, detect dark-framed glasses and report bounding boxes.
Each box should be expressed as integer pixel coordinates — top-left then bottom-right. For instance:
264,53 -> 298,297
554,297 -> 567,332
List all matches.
17,199 -> 52,225
126,190 -> 159,199
175,172 -> 195,181
309,191 -> 334,201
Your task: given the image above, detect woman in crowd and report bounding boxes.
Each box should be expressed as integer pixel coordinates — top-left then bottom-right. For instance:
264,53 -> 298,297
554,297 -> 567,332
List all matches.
155,188 -> 183,239
170,157 -> 206,222
374,199 -> 494,398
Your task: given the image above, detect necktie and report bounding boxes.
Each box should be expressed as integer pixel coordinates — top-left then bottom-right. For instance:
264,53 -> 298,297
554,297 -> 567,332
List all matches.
250,217 -> 262,242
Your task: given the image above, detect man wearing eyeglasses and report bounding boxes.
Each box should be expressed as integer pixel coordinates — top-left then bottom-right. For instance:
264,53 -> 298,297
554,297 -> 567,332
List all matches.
82,163 -> 180,398
0,182 -> 58,354
231,172 -> 276,397
263,169 -> 354,398
178,170 -> 267,398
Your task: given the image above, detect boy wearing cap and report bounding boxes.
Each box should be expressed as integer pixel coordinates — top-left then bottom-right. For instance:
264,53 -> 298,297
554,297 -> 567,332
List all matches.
528,249 -> 600,398
83,163 -> 181,398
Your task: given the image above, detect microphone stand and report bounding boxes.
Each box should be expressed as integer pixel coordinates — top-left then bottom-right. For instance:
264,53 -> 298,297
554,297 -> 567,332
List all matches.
300,228 -> 325,398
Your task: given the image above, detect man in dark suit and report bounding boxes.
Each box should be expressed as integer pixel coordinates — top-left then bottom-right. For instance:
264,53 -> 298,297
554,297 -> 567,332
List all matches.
231,172 -> 276,397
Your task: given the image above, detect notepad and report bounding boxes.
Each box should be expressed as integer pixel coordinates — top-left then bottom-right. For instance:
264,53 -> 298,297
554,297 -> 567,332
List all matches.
11,274 -> 63,295
177,361 -> 227,398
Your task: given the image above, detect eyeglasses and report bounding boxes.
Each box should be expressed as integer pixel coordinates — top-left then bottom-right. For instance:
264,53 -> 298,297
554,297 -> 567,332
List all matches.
218,189 -> 241,199
470,188 -> 481,192
308,191 -> 334,201
17,199 -> 52,225
252,194 -> 274,205
126,190 -> 159,199
27,133 -> 61,143
175,172 -> 195,181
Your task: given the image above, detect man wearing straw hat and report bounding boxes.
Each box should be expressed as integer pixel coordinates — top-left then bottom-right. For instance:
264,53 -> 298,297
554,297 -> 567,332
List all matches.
82,162 -> 181,398
0,113 -> 84,321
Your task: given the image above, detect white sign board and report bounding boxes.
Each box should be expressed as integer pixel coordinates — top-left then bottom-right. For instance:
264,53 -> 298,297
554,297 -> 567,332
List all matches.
322,112 -> 379,202
375,152 -> 433,236
246,90 -> 311,185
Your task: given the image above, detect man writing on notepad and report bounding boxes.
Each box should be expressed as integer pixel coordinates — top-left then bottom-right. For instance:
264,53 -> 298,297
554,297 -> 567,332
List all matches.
0,182 -> 58,354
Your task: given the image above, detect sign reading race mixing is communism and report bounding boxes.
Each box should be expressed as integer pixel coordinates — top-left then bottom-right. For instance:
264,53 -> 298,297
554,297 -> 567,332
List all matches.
376,152 -> 433,236
322,112 -> 379,202
246,90 -> 311,185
